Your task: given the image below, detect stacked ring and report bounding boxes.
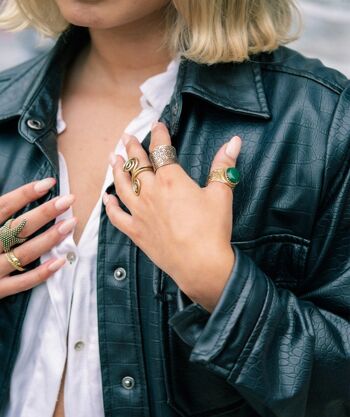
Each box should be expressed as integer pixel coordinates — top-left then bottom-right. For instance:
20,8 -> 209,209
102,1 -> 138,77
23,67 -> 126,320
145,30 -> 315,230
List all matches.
206,167 -> 240,189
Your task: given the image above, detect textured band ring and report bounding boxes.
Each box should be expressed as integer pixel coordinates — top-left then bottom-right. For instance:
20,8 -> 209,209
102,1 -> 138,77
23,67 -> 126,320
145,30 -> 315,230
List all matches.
206,167 -> 240,189
5,250 -> 26,272
0,218 -> 28,253
149,145 -> 178,172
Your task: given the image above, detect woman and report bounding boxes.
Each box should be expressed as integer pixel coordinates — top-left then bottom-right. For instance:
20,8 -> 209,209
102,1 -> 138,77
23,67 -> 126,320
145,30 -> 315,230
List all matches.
0,1 -> 349,417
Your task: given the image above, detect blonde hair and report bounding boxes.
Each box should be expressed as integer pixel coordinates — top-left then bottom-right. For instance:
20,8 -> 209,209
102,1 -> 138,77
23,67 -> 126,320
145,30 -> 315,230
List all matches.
0,0 -> 300,64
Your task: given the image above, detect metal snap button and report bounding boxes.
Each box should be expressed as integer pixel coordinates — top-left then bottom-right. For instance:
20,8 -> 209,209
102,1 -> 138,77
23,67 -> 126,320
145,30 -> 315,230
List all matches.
121,376 -> 135,390
74,341 -> 85,351
66,251 -> 77,264
171,104 -> 178,116
26,118 -> 45,130
114,267 -> 126,281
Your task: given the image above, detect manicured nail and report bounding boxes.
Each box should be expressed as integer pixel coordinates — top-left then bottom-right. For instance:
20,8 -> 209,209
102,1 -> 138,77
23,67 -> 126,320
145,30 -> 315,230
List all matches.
34,178 -> 56,193
102,192 -> 110,205
48,257 -> 66,272
58,218 -> 77,235
225,136 -> 240,158
109,152 -> 117,167
55,194 -> 75,211
121,132 -> 132,145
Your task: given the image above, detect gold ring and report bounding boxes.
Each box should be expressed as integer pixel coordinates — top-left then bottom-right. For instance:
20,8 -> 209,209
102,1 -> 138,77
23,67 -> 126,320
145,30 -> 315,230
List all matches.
149,145 -> 178,172
122,157 -> 154,196
5,250 -> 26,272
206,167 -> 240,190
0,218 -> 28,253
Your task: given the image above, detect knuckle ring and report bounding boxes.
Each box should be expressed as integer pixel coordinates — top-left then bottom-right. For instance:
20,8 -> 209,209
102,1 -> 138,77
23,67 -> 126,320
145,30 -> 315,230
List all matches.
5,250 -> 26,272
206,167 -> 241,190
0,218 -> 28,252
122,157 -> 154,196
149,145 -> 178,172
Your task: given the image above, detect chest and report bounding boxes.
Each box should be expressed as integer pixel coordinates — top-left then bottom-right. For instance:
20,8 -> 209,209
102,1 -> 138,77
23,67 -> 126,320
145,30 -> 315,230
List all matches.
57,95 -> 142,245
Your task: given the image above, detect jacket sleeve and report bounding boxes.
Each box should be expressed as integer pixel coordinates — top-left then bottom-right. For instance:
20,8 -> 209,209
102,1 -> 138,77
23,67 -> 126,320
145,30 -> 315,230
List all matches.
168,86 -> 350,417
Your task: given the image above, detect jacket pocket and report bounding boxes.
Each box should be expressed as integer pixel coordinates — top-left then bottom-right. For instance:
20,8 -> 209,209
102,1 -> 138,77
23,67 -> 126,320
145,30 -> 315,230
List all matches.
231,233 -> 310,291
160,296 -> 246,417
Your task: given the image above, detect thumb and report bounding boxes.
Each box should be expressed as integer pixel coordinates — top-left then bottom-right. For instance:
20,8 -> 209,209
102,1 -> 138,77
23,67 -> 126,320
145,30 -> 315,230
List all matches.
206,135 -> 242,191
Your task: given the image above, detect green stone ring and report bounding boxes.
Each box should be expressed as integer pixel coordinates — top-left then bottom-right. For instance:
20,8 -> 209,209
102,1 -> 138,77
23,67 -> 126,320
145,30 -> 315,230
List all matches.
225,167 -> 240,184
0,218 -> 28,253
206,166 -> 240,189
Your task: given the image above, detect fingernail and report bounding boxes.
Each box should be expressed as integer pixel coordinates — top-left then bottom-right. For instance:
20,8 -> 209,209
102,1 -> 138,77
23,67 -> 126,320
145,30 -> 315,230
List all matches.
58,218 -> 77,235
48,257 -> 66,272
102,192 -> 110,205
109,152 -> 117,167
34,178 -> 56,193
54,194 -> 75,211
225,136 -> 240,158
121,132 -> 132,145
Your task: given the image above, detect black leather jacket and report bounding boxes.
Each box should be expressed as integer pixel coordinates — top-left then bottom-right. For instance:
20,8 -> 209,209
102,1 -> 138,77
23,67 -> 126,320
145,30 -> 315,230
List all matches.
0,27 -> 349,417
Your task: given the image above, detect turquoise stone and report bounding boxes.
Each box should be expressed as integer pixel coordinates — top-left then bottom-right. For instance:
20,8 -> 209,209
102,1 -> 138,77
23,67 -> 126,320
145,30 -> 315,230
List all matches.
226,167 -> 240,184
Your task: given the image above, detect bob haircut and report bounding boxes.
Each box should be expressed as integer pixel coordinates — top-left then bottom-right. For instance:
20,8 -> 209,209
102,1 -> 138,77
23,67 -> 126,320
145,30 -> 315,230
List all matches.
0,0 -> 300,64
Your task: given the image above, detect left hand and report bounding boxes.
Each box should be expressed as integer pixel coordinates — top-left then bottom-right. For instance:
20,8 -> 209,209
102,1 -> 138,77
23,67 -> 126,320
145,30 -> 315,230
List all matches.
104,122 -> 242,312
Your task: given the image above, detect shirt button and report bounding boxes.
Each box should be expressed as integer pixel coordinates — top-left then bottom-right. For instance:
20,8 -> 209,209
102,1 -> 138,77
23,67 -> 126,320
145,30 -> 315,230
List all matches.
74,341 -> 85,351
121,376 -> 135,390
26,118 -> 45,130
66,252 -> 77,264
114,267 -> 126,281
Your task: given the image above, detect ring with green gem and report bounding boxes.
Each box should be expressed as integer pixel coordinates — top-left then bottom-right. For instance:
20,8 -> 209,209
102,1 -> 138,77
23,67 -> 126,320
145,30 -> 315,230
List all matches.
206,166 -> 240,189
225,167 -> 240,184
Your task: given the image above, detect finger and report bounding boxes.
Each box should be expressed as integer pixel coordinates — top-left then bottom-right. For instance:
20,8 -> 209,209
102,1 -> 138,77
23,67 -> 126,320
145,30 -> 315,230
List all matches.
206,135 -> 242,194
0,177 -> 56,224
0,217 -> 77,277
109,153 -> 137,208
0,194 -> 75,254
122,132 -> 155,184
0,257 -> 66,299
149,121 -> 172,151
149,121 -> 183,178
103,193 -> 135,238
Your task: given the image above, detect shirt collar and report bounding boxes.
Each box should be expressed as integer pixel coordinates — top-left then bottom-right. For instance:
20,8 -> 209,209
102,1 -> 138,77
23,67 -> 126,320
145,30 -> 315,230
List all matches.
139,53 -> 182,113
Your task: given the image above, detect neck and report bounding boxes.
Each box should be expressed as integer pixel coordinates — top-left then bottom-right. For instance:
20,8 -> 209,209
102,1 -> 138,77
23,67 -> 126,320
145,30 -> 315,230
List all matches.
75,6 -> 173,92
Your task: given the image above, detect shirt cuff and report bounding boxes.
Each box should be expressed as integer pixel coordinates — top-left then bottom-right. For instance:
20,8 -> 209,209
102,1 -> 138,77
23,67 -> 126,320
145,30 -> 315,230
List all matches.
168,244 -> 268,376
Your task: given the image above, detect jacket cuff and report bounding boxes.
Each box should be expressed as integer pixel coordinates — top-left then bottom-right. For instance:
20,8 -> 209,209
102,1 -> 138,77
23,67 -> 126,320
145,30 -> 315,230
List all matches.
168,245 -> 268,377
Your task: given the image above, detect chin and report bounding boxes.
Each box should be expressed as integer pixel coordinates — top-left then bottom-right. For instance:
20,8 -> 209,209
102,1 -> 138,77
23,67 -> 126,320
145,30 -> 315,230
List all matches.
55,0 -> 169,30
58,1 -> 118,28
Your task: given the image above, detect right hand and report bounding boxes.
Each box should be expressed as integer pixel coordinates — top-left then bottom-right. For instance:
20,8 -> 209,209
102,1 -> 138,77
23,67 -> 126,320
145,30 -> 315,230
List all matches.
0,177 -> 77,299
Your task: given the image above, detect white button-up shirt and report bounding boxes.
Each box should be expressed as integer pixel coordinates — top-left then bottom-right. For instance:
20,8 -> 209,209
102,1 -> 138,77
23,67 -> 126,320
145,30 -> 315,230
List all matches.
3,55 -> 180,417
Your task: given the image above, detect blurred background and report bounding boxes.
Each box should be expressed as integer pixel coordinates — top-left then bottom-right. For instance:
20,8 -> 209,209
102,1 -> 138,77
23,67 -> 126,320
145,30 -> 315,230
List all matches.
0,0 -> 350,77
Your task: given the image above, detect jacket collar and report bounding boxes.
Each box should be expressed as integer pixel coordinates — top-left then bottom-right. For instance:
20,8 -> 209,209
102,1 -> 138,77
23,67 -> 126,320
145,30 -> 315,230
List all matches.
0,25 -> 270,143
180,58 -> 270,118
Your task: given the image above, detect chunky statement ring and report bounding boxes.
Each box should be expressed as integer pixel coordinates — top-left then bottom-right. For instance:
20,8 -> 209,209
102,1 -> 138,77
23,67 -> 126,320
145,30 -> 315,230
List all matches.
149,145 -> 178,172
123,157 -> 154,196
5,250 -> 26,272
206,167 -> 241,189
0,218 -> 28,253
